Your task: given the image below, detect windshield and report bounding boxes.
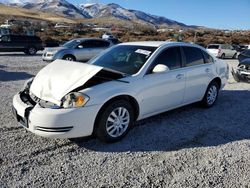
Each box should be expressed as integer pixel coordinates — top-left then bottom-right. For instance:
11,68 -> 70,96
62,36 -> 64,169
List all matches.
62,39 -> 81,48
207,45 -> 219,49
89,45 -> 157,75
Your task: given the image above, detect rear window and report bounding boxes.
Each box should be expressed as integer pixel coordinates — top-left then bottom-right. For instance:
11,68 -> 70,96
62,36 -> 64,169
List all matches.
203,51 -> 214,64
183,47 -> 204,67
207,45 -> 219,49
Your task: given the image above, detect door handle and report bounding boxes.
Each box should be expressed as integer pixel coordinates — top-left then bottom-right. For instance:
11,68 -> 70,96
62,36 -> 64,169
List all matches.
205,68 -> 211,73
176,74 -> 184,79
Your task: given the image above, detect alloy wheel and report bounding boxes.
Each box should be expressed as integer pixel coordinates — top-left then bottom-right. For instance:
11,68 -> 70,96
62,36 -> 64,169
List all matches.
106,107 -> 130,138
207,85 -> 218,105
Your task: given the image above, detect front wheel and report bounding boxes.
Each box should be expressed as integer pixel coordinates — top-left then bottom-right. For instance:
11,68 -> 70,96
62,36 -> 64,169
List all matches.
63,55 -> 76,61
95,100 -> 134,143
201,81 -> 219,108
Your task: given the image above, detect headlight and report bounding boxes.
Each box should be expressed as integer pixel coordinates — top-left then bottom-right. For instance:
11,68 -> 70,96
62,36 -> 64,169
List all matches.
46,53 -> 54,57
22,78 -> 34,91
62,92 -> 89,108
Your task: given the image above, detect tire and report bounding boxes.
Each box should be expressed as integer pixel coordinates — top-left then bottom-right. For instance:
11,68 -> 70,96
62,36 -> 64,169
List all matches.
26,46 -> 37,55
63,55 -> 76,61
201,81 -> 219,108
95,100 -> 135,143
221,53 -> 225,59
232,53 -> 237,59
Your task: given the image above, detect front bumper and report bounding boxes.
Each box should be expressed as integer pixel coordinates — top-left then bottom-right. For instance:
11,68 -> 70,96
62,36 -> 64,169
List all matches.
12,92 -> 101,138
232,68 -> 250,83
42,52 -> 56,61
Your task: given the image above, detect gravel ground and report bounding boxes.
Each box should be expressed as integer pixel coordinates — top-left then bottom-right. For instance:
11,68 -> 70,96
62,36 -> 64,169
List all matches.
0,52 -> 249,188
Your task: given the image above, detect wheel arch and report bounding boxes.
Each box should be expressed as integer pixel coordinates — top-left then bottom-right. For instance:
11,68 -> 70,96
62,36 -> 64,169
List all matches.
62,54 -> 76,60
93,95 -> 140,135
210,77 -> 222,89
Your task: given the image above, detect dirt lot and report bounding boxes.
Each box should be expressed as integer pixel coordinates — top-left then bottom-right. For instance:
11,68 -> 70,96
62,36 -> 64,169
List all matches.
0,52 -> 249,188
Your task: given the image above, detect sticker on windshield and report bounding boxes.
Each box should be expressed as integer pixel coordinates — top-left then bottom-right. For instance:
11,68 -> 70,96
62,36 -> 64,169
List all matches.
135,49 -> 152,57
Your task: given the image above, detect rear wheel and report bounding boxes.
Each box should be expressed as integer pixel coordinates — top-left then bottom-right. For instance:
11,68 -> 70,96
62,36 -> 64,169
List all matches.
201,81 -> 219,108
95,100 -> 134,143
25,46 -> 37,55
63,55 -> 76,61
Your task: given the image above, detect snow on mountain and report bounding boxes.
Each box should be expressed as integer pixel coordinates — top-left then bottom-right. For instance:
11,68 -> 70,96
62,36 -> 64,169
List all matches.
23,0 -> 91,18
0,0 -> 90,18
78,3 -> 189,27
0,1 -> 196,28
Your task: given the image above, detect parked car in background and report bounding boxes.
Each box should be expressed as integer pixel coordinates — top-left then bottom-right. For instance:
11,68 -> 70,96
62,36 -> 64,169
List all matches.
0,35 -> 44,55
238,49 -> 250,63
232,57 -> 250,83
13,42 -> 229,142
42,38 -> 114,62
232,44 -> 247,53
207,44 -> 237,59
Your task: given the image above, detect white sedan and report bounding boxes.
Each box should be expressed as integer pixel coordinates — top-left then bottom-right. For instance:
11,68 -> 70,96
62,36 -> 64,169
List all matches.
12,42 -> 229,142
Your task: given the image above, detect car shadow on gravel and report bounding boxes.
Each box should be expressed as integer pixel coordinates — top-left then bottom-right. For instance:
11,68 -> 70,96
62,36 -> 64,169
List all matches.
73,90 -> 250,152
0,69 -> 33,81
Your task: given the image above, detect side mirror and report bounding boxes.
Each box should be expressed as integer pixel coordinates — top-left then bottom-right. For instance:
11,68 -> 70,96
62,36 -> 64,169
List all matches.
77,45 -> 83,49
152,64 -> 170,74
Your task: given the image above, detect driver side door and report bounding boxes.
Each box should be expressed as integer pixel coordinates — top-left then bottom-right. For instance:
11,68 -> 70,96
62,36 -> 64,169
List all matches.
138,47 -> 186,117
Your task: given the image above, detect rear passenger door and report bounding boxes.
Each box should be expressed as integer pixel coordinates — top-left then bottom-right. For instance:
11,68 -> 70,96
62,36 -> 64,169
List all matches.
182,46 -> 214,104
11,36 -> 25,51
90,40 -> 111,56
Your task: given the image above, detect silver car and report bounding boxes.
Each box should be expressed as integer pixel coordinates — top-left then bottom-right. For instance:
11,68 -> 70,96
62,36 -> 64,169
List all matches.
206,44 -> 237,59
42,38 -> 113,62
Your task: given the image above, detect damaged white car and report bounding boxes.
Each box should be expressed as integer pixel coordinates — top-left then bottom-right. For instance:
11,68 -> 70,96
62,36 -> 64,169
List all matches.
12,42 -> 229,142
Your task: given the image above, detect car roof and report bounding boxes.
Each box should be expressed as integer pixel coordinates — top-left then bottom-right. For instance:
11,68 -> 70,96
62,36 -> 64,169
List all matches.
74,38 -> 107,42
119,41 -> 204,49
120,41 -> 169,47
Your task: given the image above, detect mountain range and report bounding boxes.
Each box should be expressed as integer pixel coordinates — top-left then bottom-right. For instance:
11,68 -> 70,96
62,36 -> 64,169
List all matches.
0,0 -> 199,28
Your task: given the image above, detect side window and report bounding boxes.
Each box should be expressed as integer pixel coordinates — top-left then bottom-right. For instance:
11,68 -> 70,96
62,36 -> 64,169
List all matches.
80,41 -> 94,48
1,36 -> 11,42
152,47 -> 182,70
12,36 -> 23,42
95,40 -> 110,47
203,51 -> 214,64
81,40 -> 110,48
183,47 -> 204,67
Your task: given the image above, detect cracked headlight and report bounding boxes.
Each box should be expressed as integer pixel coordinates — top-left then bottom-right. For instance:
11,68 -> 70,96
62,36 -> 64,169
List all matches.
62,92 -> 90,108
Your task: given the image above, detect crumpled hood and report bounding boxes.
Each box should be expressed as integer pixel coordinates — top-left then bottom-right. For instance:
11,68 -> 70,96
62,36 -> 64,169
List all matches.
30,60 -> 103,105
